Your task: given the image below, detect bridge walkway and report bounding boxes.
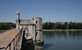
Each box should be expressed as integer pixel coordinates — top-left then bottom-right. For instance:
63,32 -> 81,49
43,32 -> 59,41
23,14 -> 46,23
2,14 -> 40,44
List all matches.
0,29 -> 21,50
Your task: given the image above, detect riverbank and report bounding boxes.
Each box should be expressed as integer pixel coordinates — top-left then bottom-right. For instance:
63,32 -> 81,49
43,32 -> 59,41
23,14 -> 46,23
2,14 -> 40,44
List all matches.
43,29 -> 82,31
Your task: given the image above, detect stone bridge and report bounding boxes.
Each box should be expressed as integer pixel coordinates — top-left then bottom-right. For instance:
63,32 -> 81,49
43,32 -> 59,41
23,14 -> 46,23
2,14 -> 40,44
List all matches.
0,11 -> 44,50
0,29 -> 23,50
0,28 -> 43,50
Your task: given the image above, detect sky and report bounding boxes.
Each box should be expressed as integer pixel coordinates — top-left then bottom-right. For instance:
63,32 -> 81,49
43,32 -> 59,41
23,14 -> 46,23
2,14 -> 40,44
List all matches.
0,0 -> 82,22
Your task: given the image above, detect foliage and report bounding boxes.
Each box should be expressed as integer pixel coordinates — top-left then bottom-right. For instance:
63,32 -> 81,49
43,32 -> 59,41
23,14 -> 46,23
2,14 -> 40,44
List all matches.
0,22 -> 16,30
42,22 -> 82,29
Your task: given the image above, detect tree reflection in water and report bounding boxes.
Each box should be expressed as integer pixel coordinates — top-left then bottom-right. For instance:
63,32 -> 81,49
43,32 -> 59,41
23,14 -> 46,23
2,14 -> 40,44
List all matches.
43,31 -> 82,50
43,31 -> 82,39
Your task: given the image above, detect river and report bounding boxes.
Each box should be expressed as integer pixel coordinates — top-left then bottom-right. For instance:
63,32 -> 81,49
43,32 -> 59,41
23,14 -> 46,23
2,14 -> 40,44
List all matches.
43,31 -> 82,50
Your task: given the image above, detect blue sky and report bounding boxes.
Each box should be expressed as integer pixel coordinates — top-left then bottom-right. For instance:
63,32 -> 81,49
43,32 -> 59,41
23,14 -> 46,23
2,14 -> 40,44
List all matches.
0,0 -> 82,22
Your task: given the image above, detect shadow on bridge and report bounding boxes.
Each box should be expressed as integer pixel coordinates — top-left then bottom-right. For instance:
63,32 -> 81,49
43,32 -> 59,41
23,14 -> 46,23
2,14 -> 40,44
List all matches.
21,31 -> 34,50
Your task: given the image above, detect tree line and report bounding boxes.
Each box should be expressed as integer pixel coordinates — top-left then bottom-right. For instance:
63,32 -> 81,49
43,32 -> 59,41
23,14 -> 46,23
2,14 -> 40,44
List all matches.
0,22 -> 16,30
0,22 -> 82,30
42,22 -> 82,29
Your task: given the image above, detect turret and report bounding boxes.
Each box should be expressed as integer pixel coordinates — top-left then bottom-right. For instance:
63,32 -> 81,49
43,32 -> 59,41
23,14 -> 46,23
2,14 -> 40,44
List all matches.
32,17 -> 44,46
16,10 -> 20,29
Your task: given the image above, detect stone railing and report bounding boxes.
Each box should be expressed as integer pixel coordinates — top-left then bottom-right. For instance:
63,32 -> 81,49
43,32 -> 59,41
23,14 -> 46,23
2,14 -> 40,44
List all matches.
0,29 -> 24,50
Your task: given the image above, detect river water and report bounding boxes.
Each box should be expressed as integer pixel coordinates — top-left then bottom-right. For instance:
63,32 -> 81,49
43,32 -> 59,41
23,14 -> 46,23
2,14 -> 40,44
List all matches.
43,31 -> 82,50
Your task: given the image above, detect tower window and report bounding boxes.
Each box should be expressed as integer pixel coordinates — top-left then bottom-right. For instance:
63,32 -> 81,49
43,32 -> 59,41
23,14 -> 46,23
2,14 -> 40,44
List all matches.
36,21 -> 37,24
19,20 -> 20,23
36,32 -> 38,36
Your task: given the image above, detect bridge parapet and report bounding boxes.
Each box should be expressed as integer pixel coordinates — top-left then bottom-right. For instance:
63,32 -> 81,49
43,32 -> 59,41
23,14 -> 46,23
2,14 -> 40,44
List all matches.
0,29 -> 23,50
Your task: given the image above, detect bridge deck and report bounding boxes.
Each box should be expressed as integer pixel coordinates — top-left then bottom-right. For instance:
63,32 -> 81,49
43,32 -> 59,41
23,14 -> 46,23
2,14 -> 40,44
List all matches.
0,29 -> 19,49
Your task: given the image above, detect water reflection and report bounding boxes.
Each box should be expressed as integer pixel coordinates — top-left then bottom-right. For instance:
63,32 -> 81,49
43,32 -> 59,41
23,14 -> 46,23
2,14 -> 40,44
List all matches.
43,31 -> 82,50
44,44 -> 53,49
35,45 -> 44,50
43,31 -> 82,39
21,31 -> 82,50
